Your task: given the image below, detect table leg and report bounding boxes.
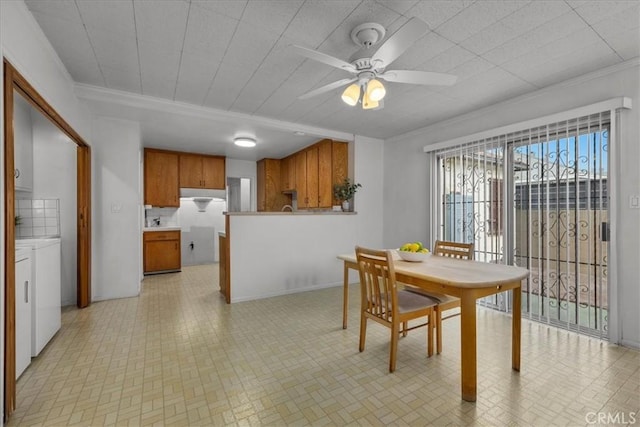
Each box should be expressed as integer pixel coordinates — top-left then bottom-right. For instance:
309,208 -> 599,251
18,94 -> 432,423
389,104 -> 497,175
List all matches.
512,283 -> 521,371
342,262 -> 349,329
460,292 -> 477,402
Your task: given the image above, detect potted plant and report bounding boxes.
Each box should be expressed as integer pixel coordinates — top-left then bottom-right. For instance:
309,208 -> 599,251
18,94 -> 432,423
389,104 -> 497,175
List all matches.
333,178 -> 362,212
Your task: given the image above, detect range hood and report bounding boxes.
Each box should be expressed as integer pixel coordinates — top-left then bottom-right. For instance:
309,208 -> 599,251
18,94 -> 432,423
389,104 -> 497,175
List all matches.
180,188 -> 227,200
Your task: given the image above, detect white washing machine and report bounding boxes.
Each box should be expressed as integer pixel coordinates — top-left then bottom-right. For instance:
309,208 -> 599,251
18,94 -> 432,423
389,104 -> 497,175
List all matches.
16,238 -> 61,356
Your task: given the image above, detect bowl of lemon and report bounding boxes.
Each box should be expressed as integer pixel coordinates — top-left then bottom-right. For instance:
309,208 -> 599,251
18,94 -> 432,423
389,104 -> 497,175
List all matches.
397,242 -> 429,262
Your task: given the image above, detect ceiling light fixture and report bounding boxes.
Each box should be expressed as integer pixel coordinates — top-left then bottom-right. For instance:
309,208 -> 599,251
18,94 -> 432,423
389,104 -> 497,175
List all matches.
340,78 -> 385,109
366,79 -> 385,102
234,137 -> 256,148
341,83 -> 361,106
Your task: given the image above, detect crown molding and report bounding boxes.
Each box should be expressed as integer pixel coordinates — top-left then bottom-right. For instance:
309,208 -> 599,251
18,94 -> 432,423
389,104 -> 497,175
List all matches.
389,57 -> 640,144
74,83 -> 355,142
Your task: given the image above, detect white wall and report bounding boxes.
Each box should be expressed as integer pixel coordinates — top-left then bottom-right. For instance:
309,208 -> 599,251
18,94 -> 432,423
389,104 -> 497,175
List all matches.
32,113 -> 77,306
383,61 -> 640,348
228,137 -> 385,301
92,117 -> 141,301
1,0 -> 93,413
229,213 -> 360,302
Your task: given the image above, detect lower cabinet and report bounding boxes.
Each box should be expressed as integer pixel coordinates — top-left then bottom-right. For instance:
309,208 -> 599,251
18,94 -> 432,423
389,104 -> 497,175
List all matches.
15,254 -> 32,379
143,231 -> 181,274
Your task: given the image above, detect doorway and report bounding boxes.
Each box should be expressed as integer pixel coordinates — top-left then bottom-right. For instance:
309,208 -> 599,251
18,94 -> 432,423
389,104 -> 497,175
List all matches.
437,112 -> 611,338
3,59 -> 91,418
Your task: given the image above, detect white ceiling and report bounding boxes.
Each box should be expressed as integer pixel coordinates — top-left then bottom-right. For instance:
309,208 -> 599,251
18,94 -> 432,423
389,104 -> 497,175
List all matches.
24,0 -> 639,160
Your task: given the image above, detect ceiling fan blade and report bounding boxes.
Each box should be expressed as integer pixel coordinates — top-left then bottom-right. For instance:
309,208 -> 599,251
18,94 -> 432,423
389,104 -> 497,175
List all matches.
298,78 -> 357,100
379,70 -> 457,86
371,17 -> 428,68
290,45 -> 356,73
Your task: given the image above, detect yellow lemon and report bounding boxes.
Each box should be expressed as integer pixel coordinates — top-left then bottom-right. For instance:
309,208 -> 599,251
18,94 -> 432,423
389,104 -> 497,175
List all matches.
409,243 -> 419,252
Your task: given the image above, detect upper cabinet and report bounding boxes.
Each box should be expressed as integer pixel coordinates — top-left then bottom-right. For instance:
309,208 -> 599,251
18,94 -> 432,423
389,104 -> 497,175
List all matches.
257,139 -> 349,211
144,149 -> 180,207
179,154 -> 225,189
257,159 -> 286,212
13,93 -> 34,192
280,155 -> 295,191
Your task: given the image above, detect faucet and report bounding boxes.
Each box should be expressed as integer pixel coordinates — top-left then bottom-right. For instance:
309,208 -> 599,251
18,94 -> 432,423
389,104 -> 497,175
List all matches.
153,217 -> 161,226
281,205 -> 293,212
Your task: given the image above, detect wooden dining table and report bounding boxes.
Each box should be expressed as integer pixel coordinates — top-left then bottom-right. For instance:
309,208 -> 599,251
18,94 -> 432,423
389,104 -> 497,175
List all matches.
337,251 -> 529,402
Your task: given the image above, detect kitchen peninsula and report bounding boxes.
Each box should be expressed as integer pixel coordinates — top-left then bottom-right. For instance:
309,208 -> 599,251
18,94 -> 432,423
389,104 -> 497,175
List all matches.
220,210 -> 358,303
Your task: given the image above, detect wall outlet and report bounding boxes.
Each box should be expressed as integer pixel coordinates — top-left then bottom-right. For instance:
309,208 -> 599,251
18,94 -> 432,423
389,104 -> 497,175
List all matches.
111,203 -> 122,213
630,195 -> 640,209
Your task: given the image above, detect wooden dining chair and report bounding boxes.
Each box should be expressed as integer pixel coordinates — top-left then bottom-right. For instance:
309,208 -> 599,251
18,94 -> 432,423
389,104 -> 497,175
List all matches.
405,240 -> 474,354
355,246 -> 438,372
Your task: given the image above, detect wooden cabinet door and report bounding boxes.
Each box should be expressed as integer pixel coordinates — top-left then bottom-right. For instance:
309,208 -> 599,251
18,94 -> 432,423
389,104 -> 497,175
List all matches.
280,156 -> 291,190
332,141 -> 348,205
143,231 -> 181,273
202,156 -> 225,189
265,159 -> 282,211
317,140 -> 333,208
258,159 -> 283,211
306,146 -> 319,208
295,151 -> 308,208
145,150 -> 179,207
179,154 -> 203,188
257,159 -> 266,211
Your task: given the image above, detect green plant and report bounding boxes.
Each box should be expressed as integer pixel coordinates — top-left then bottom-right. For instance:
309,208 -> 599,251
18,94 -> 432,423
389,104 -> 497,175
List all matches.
333,178 -> 362,202
15,215 -> 22,226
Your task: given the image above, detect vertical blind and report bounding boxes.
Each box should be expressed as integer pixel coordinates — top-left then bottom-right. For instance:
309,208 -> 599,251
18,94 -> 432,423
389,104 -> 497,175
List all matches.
431,111 -> 611,338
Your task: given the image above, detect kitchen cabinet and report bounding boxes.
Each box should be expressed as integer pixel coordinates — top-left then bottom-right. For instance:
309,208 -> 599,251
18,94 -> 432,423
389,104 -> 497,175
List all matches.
295,150 -> 308,208
257,159 -> 286,211
179,154 -> 225,189
280,155 -> 295,191
256,139 -> 349,211
13,94 -> 34,192
296,139 -> 343,209
143,230 -> 181,274
219,232 -> 229,303
15,251 -> 31,379
331,140 -> 348,205
144,149 -> 179,207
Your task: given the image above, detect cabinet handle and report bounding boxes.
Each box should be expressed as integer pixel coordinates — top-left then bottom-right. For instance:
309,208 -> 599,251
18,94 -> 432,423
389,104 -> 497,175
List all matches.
24,281 -> 28,303
175,243 -> 178,250
15,168 -> 20,179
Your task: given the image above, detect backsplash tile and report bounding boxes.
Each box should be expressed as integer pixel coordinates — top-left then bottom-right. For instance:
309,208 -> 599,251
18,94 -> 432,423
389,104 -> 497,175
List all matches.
144,207 -> 178,227
16,198 -> 60,238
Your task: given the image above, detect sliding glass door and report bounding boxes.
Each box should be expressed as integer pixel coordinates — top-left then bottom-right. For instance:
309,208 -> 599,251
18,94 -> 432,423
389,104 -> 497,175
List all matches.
437,112 -> 610,338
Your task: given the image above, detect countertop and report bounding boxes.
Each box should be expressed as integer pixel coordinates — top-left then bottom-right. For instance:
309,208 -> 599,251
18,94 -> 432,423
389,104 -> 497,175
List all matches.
143,226 -> 181,232
224,211 -> 357,216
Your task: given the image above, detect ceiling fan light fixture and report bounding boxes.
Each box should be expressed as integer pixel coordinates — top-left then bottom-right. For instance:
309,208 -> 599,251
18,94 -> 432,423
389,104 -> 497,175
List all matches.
362,90 -> 379,110
234,137 -> 256,148
341,83 -> 361,106
366,78 -> 386,102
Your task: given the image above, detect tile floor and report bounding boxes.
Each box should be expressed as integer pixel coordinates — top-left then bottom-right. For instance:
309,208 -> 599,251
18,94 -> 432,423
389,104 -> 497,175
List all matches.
9,264 -> 639,426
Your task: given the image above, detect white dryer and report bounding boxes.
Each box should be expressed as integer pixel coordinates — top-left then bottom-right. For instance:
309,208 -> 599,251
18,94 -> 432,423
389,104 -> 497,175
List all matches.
16,238 -> 61,356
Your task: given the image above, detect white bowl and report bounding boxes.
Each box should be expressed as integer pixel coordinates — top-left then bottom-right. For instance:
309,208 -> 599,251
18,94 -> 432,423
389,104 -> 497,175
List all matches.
397,250 -> 428,262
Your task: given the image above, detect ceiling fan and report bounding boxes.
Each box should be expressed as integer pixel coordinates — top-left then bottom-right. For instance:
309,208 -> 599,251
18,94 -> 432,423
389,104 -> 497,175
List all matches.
291,17 -> 457,110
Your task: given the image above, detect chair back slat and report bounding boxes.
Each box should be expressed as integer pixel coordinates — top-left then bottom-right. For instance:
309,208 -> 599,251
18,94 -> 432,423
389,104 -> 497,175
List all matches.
356,246 -> 397,322
433,240 -> 474,260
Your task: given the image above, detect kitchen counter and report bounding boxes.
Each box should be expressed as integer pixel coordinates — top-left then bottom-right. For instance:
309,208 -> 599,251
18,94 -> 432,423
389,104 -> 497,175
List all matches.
143,226 -> 181,232
225,211 -> 356,216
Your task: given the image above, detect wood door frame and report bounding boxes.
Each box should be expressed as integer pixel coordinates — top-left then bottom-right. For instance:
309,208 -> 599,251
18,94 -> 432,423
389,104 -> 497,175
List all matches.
3,59 -> 92,419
